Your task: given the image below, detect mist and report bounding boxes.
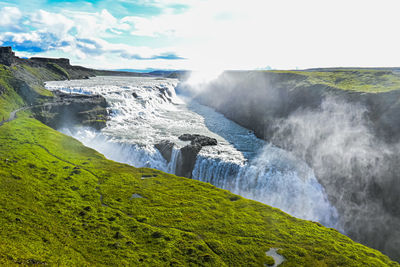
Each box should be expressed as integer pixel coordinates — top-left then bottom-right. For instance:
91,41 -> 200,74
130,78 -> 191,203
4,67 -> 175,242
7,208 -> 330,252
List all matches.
186,71 -> 400,260
270,97 -> 400,258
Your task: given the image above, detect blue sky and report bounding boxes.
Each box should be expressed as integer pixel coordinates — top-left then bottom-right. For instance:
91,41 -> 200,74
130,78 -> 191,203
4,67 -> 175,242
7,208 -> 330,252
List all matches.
1,0 -> 400,71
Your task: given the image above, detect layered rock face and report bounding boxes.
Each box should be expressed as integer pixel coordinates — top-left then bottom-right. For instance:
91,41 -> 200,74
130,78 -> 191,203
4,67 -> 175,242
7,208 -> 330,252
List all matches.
155,134 -> 218,178
0,46 -> 16,66
32,91 -> 108,130
30,57 -> 71,66
187,70 -> 400,261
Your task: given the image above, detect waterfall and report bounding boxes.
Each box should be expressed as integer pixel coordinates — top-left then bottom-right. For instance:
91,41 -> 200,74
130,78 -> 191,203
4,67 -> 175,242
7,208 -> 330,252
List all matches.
192,145 -> 340,228
48,76 -> 340,230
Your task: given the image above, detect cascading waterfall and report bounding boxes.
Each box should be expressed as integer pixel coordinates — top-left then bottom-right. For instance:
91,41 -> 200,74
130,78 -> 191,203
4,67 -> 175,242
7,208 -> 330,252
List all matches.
46,76 -> 340,229
192,147 -> 339,228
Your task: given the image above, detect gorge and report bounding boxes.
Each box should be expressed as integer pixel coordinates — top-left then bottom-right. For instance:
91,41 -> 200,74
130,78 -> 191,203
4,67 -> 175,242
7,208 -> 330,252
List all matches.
0,47 -> 399,265
45,76 -> 339,228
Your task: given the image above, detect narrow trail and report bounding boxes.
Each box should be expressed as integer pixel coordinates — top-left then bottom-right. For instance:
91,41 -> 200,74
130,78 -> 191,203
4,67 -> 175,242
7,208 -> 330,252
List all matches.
0,106 -> 30,126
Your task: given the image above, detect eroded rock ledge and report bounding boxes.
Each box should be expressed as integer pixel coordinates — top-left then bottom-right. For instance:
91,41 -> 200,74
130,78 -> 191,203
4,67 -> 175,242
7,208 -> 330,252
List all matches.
32,90 -> 109,130
155,134 -> 218,178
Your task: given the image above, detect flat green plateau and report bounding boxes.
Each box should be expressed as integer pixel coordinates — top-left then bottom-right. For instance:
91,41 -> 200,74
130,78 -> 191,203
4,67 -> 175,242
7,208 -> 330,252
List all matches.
268,69 -> 400,93
0,116 -> 398,266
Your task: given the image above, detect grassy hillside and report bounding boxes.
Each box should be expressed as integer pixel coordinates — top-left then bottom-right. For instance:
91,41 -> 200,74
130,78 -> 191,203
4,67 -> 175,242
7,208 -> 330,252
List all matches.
0,62 -> 399,265
269,69 -> 400,93
0,116 -> 398,266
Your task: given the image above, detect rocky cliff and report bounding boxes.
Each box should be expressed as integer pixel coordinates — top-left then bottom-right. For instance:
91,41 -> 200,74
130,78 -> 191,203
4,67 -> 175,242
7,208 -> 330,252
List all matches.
32,90 -> 108,130
184,69 -> 400,261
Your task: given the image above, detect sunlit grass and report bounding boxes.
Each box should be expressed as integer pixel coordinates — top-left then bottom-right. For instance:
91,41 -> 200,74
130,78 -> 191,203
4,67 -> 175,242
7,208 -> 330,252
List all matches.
0,115 -> 397,266
269,69 -> 400,93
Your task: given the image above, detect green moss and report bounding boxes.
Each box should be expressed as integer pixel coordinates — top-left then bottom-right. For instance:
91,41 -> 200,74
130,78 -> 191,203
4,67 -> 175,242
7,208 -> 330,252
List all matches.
0,65 -> 24,119
268,69 -> 400,93
0,115 -> 398,266
48,63 -> 70,80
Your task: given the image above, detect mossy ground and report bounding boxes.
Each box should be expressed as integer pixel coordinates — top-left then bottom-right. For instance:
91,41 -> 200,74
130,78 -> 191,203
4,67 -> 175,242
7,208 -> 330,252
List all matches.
269,69 -> 400,93
0,115 -> 398,266
0,63 -> 399,265
0,65 -> 24,119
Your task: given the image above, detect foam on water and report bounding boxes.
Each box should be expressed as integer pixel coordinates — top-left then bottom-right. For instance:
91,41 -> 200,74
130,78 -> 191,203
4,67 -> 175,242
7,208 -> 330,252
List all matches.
46,76 -> 340,229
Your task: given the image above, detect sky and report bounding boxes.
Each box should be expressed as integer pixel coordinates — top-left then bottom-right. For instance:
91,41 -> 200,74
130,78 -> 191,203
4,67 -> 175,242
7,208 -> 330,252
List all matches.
0,0 -> 400,71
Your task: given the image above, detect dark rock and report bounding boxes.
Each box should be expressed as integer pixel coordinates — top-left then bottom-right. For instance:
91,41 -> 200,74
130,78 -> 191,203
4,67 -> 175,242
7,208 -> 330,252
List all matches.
83,206 -> 92,211
178,134 -> 217,146
229,195 -> 240,201
174,134 -> 217,178
132,92 -> 139,98
155,140 -> 175,162
0,46 -> 16,66
11,175 -> 22,180
151,231 -> 163,238
114,231 -> 124,239
31,57 -> 70,66
31,90 -> 109,130
175,143 -> 202,178
26,259 -> 46,265
71,169 -> 81,175
109,242 -> 120,249
78,211 -> 86,216
27,163 -> 36,169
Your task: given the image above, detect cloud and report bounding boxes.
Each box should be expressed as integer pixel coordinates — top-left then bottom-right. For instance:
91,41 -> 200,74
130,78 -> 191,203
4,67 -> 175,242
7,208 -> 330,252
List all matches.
3,0 -> 400,70
0,32 -> 71,52
0,5 -> 185,66
0,6 -> 23,31
30,9 -> 74,38
121,51 -> 185,60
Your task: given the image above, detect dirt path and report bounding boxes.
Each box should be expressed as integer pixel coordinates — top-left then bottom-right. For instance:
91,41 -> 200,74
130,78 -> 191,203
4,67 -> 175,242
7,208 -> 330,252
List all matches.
0,106 -> 30,126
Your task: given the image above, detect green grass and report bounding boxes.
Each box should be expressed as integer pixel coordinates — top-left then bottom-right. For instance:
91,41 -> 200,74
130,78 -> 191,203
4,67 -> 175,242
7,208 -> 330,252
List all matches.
0,65 -> 24,119
268,69 -> 400,93
0,115 -> 398,266
48,63 -> 70,80
0,61 -> 399,265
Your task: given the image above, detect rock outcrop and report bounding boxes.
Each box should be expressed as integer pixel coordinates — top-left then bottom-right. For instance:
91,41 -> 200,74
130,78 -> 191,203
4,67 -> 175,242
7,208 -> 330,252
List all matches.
155,134 -> 218,178
32,90 -> 108,130
178,134 -> 218,146
175,143 -> 202,178
175,134 -> 218,178
0,46 -> 17,66
30,57 -> 70,66
155,140 -> 175,162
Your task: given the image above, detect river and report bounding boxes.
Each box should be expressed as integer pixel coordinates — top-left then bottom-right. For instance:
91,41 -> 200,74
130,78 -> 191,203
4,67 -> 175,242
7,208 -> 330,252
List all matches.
45,76 -> 340,229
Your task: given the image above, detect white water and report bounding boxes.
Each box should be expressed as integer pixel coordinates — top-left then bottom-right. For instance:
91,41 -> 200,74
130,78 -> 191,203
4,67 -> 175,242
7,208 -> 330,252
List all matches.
46,76 -> 340,228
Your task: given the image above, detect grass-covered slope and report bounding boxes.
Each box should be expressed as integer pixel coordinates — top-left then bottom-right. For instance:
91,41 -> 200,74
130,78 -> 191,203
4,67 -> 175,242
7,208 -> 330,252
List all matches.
0,115 -> 398,266
269,69 -> 400,93
0,61 -> 399,265
0,66 -> 24,119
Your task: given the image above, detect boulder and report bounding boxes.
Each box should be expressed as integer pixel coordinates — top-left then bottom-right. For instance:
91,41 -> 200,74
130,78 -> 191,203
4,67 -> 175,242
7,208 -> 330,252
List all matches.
175,143 -> 202,178
155,140 -> 175,162
178,134 -> 218,146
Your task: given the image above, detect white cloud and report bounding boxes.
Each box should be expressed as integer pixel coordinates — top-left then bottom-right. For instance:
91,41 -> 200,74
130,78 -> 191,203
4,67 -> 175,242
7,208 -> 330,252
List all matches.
2,0 -> 400,70
30,9 -> 74,38
122,0 -> 400,70
65,9 -> 130,38
0,6 -> 22,29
